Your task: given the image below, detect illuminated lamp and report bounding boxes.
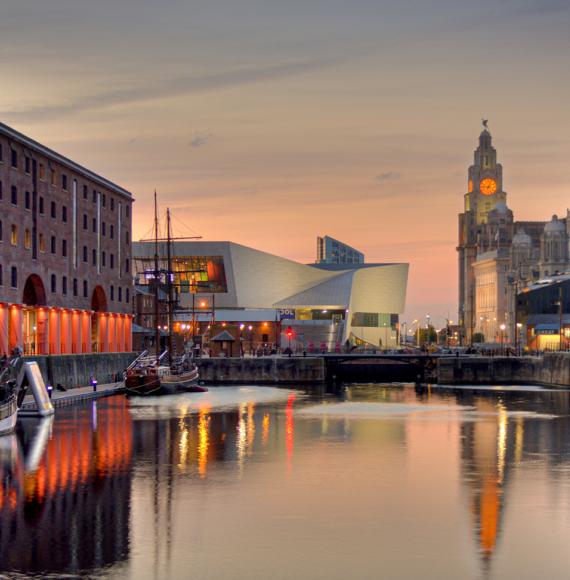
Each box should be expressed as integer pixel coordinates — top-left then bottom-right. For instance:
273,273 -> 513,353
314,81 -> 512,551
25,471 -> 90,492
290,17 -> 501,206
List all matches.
248,325 -> 253,331
240,324 -> 245,330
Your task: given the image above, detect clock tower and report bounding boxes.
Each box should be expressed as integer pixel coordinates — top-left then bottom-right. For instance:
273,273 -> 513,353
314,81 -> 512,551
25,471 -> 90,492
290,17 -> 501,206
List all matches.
464,125 -> 507,224
458,122 -> 508,343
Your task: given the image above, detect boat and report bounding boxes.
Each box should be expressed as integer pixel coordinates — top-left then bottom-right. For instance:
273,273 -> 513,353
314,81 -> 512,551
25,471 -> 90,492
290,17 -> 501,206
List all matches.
0,353 -> 26,436
124,193 -> 207,397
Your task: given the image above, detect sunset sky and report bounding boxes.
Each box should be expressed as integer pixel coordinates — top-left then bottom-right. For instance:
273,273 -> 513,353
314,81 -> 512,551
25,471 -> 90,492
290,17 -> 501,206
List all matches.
2,0 -> 570,327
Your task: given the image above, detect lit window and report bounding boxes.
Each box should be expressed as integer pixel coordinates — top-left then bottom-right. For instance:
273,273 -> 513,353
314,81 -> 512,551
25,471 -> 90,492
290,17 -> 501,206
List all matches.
39,233 -> 45,252
24,229 -> 31,249
10,224 -> 17,246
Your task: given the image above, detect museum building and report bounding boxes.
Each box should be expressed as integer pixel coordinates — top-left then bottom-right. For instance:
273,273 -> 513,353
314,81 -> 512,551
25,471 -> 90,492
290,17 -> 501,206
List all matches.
0,121 -> 133,356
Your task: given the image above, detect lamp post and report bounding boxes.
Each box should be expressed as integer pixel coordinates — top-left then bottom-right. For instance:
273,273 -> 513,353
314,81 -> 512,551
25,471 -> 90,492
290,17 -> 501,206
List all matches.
248,324 -> 253,355
239,323 -> 245,357
426,314 -> 431,347
500,323 -> 506,355
413,319 -> 419,348
516,322 -> 523,356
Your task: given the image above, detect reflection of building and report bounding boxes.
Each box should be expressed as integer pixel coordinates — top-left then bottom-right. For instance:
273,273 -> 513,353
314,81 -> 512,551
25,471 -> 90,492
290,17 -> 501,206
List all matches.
517,274 -> 570,350
0,121 -> 133,356
457,123 -> 570,344
0,398 -> 133,575
317,235 -> 364,265
133,240 -> 408,348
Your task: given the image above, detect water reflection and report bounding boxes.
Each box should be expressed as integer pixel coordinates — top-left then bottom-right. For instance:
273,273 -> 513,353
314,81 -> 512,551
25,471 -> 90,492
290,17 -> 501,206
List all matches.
1,384 -> 570,579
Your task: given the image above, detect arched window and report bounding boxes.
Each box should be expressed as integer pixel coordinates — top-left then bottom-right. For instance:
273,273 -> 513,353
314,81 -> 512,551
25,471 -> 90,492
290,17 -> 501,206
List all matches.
10,224 -> 17,246
39,233 -> 45,253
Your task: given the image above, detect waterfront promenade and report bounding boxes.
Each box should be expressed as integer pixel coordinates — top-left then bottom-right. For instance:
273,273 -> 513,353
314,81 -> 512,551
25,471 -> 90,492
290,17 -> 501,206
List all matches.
20,381 -> 123,411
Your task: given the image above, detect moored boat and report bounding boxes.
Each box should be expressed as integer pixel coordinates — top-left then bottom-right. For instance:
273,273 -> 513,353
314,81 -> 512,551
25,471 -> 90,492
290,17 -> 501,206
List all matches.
0,354 -> 24,436
124,193 -> 207,397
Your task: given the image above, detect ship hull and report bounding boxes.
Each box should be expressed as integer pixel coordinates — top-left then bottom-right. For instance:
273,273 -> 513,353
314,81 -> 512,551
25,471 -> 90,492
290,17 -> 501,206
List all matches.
124,367 -> 206,397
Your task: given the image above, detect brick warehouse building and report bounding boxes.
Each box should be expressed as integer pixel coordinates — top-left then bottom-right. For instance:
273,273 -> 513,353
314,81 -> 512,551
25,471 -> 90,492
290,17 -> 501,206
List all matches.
0,121 -> 133,356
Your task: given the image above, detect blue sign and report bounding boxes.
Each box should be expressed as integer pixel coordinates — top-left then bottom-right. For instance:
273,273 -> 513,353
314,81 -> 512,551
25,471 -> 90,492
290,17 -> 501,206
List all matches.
279,309 -> 295,320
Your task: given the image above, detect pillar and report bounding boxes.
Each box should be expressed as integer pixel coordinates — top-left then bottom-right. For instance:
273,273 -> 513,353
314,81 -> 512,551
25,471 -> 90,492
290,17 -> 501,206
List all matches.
99,313 -> 109,353
0,304 -> 9,356
49,309 -> 61,354
36,308 -> 49,355
82,312 -> 92,353
60,310 -> 72,354
72,311 -> 81,354
8,306 -> 23,352
116,316 -> 125,352
108,315 -> 117,353
125,316 -> 133,352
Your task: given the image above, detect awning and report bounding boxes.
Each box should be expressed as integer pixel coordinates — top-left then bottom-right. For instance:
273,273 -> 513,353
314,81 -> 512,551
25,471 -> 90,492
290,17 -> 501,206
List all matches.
534,323 -> 561,335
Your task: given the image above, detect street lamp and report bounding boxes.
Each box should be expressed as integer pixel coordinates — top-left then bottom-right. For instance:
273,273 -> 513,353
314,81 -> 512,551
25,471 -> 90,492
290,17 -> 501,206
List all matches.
426,314 -> 431,347
516,322 -> 523,356
500,323 -> 506,354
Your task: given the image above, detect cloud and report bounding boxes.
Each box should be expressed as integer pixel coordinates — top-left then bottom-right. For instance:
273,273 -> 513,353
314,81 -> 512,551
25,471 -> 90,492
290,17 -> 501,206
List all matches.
375,171 -> 402,183
500,0 -> 570,16
1,58 -> 335,121
189,132 -> 211,148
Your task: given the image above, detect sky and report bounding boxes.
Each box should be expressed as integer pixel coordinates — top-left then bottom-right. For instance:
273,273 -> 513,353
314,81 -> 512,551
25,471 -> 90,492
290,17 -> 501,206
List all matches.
2,0 -> 570,328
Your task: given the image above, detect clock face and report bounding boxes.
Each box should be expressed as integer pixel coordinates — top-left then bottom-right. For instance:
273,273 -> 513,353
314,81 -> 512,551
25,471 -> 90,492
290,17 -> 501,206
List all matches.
468,179 -> 474,193
480,178 -> 497,196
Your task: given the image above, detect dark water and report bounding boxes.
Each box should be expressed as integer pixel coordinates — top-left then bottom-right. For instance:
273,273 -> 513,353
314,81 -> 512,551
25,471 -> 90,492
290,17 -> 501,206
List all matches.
2,383 -> 570,579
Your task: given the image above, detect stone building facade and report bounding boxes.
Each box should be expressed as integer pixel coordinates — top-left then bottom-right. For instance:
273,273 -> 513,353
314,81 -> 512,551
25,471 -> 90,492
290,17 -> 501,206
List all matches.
458,124 -> 570,344
0,121 -> 133,356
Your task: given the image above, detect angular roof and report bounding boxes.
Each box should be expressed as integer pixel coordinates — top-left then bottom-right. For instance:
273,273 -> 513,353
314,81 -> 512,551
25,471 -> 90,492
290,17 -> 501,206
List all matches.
210,330 -> 236,342
274,271 -> 355,308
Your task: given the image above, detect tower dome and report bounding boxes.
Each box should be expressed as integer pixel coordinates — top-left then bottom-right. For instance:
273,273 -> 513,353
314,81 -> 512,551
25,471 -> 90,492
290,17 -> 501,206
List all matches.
512,229 -> 531,245
544,215 -> 565,234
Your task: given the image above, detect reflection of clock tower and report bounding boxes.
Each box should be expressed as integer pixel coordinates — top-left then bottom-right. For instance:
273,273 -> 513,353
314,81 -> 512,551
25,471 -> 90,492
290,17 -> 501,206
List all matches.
458,123 -> 507,342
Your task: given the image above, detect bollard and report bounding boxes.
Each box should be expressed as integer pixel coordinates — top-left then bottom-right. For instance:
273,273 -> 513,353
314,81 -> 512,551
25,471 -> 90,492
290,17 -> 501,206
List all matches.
46,384 -> 53,399
91,377 -> 98,392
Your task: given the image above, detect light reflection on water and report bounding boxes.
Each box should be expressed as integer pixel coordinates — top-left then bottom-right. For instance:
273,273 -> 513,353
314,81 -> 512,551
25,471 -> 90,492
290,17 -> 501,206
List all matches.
1,384 -> 570,579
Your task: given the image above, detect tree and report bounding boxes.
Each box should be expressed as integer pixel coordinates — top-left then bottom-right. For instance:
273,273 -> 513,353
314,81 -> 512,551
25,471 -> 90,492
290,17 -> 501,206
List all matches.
472,332 -> 485,343
418,325 -> 438,344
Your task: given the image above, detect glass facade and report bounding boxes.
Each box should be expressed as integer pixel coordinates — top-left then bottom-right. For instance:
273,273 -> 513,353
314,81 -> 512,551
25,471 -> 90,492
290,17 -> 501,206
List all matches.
134,255 -> 228,293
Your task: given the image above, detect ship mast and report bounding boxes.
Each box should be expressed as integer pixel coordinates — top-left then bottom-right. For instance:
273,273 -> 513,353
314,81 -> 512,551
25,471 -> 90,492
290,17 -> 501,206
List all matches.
166,208 -> 175,368
153,191 -> 160,365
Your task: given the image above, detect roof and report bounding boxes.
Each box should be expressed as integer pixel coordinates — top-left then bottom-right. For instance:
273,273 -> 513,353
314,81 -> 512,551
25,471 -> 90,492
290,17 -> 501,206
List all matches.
210,330 -> 236,342
274,270 -> 355,308
0,120 -> 132,199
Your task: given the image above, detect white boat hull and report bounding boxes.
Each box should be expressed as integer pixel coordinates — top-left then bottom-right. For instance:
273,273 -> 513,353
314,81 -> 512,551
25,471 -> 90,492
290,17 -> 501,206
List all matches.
0,405 -> 18,436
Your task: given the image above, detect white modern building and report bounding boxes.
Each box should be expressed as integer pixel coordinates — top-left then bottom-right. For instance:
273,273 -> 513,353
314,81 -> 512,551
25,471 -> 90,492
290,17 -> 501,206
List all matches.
133,241 -> 408,348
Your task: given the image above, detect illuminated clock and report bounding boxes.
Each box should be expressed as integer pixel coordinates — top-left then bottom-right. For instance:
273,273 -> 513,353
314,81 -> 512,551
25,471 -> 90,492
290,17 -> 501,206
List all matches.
468,179 -> 473,193
480,178 -> 497,196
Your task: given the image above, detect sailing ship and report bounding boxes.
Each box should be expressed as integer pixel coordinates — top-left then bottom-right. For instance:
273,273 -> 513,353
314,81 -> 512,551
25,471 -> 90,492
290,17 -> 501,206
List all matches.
0,353 -> 26,436
124,195 -> 207,397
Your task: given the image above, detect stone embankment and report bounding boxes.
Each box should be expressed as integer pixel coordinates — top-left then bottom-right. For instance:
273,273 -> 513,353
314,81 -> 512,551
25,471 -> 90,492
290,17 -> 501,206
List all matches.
25,352 -> 136,389
196,357 -> 325,384
437,352 -> 570,387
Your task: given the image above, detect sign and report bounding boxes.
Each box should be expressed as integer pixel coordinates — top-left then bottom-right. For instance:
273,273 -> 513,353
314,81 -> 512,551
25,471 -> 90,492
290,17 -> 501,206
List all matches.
278,309 -> 295,320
